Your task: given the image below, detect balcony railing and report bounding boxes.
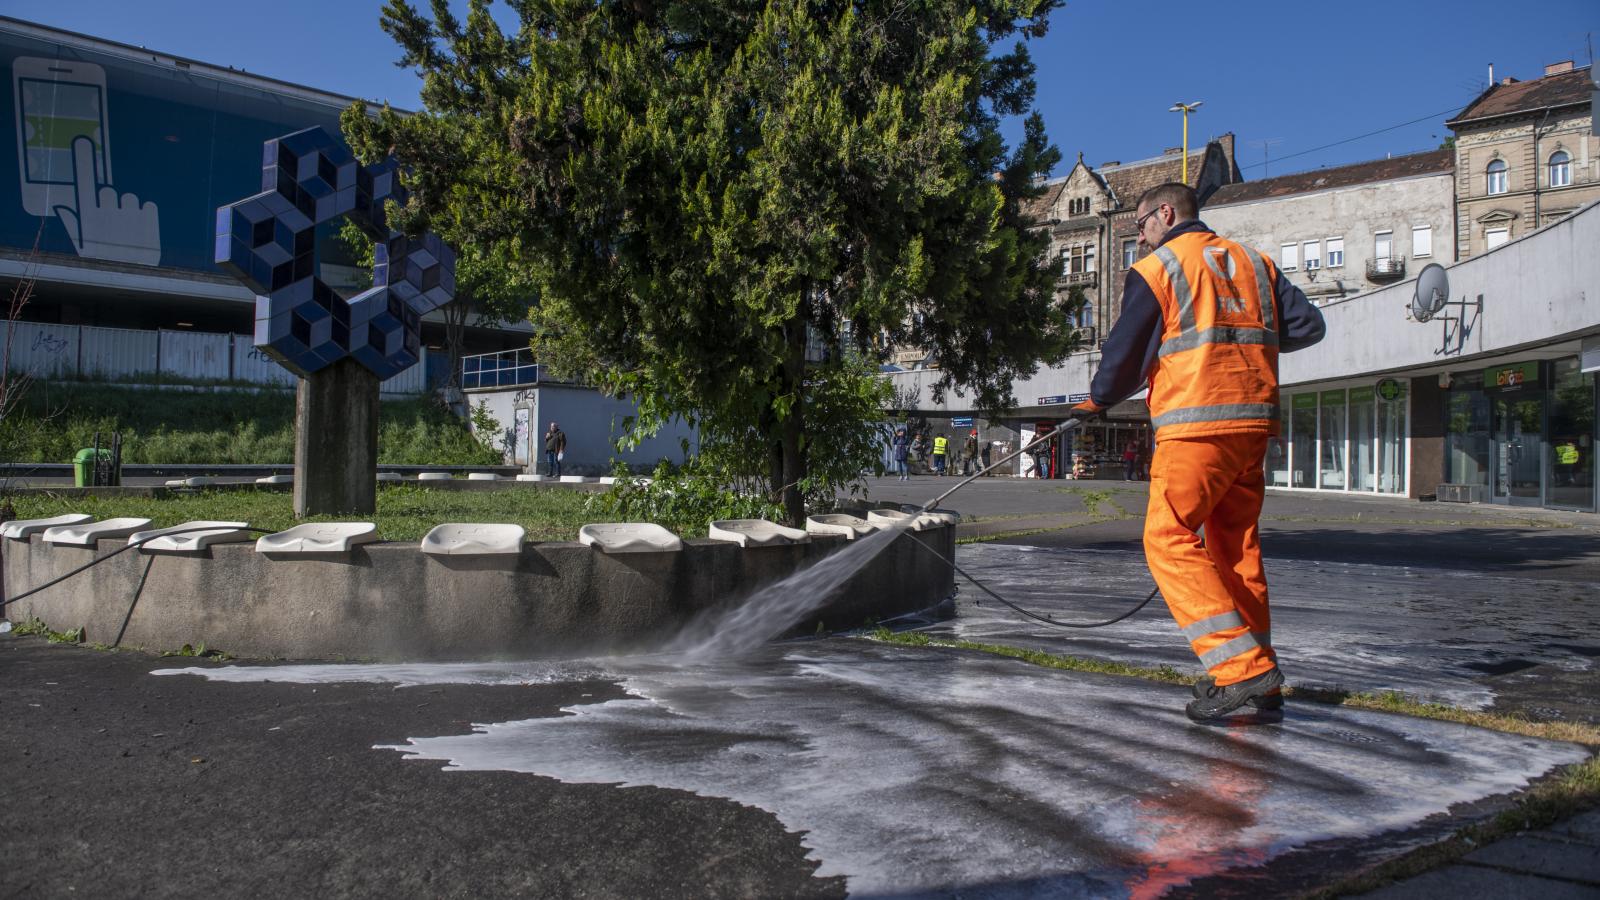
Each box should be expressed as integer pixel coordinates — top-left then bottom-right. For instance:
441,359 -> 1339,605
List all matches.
1366,257 -> 1406,282
461,348 -> 575,390
1059,270 -> 1099,288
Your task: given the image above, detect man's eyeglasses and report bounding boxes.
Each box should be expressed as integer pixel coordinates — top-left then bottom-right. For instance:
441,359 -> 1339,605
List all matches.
1135,204 -> 1166,232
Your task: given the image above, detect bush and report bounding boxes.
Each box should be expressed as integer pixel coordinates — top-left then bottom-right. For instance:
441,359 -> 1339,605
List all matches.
586,462 -> 783,537
0,383 -> 500,466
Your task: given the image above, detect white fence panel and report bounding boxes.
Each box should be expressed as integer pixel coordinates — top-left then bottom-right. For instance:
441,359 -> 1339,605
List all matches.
81,325 -> 158,378
160,330 -> 231,381
381,359 -> 427,396
231,337 -> 297,387
3,321 -> 80,378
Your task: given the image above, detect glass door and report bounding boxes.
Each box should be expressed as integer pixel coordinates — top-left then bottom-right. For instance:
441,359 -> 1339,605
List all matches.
1492,396 -> 1545,505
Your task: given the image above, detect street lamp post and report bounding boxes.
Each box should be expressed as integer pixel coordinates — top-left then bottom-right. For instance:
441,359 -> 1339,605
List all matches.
1168,101 -> 1203,184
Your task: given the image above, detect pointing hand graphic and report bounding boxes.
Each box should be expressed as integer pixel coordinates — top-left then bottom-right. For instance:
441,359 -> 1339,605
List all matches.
52,136 -> 161,267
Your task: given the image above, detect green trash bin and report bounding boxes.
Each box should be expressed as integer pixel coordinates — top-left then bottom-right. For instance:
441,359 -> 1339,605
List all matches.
73,448 -> 112,487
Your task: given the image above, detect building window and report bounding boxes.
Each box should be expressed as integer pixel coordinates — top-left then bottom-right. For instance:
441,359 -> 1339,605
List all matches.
1485,227 -> 1509,249
1279,242 -> 1299,270
1549,150 -> 1571,188
1374,230 -> 1392,262
1303,240 -> 1322,271
1412,225 -> 1433,258
1326,236 -> 1344,268
1084,244 -> 1096,273
1121,239 -> 1137,267
1486,159 -> 1508,195
1060,247 -> 1070,274
1070,246 -> 1085,274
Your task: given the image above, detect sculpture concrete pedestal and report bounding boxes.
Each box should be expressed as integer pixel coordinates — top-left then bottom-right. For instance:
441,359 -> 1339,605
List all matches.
294,357 -> 379,517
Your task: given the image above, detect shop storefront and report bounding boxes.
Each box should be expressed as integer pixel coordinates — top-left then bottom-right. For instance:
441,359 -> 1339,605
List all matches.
1271,379 -> 1408,495
1444,357 -> 1596,511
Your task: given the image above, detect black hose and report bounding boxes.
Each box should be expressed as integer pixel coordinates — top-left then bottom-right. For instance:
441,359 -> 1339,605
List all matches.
902,529 -> 1162,629
2,525 -> 275,610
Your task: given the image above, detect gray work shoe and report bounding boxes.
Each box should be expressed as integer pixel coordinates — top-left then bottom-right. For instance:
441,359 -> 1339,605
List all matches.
1186,667 -> 1285,721
1193,674 -> 1285,710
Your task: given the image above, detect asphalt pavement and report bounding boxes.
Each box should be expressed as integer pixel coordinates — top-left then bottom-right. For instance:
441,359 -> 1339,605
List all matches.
2,477 -> 1597,898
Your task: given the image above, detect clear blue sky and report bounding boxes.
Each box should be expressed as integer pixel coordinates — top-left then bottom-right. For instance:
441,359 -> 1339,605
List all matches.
8,0 -> 1598,180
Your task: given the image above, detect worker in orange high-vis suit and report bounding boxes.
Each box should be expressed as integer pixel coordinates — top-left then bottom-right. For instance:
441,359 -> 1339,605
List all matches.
1073,183 -> 1325,721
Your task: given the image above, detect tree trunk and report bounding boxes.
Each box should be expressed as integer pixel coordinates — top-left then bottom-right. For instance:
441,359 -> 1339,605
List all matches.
778,316 -> 807,527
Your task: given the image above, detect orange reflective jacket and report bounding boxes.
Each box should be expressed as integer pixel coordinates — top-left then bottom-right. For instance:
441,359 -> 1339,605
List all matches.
1131,231 -> 1281,441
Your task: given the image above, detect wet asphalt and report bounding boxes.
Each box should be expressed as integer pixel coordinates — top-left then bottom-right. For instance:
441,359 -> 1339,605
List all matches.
1,477 -> 1597,898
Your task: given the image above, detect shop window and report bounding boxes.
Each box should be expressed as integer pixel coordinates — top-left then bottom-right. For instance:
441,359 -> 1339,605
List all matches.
1290,393 -> 1317,488
1376,378 -> 1407,494
1319,390 -> 1347,489
1547,356 -> 1595,510
1445,373 -> 1490,493
1350,386 -> 1376,490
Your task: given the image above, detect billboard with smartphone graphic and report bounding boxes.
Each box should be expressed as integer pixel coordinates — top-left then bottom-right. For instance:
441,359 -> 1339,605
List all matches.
2,24 -> 351,275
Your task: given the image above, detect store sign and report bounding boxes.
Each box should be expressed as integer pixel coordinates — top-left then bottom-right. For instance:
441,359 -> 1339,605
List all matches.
951,416 -> 973,427
1292,393 -> 1318,410
1320,389 -> 1347,406
1349,386 -> 1375,404
1067,392 -> 1090,403
1037,395 -> 1066,406
1376,378 -> 1404,401
1484,362 -> 1539,390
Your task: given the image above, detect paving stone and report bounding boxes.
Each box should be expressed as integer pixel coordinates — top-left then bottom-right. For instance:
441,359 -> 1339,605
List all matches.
1462,834 -> 1600,885
1550,809 -> 1600,845
1358,864 -> 1600,899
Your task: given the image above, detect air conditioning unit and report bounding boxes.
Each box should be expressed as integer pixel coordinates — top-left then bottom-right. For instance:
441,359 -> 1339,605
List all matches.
1436,483 -> 1484,503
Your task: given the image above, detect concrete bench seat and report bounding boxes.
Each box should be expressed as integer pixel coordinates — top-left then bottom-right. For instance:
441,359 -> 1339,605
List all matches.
42,517 -> 153,548
516,474 -> 545,482
420,523 -> 525,556
578,523 -> 684,553
707,519 -> 810,547
417,472 -> 452,481
467,473 -> 499,481
805,513 -> 876,540
129,521 -> 253,553
255,475 -> 293,484
376,472 -> 404,482
558,475 -> 589,483
597,476 -> 617,485
1,513 -> 93,540
256,523 -> 379,555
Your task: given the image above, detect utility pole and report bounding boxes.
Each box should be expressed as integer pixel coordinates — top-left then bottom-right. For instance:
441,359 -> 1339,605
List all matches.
1169,101 -> 1203,184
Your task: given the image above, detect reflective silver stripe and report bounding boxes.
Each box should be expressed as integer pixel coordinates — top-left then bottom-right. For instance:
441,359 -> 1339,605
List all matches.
1240,245 -> 1276,333
1198,632 -> 1261,669
1152,402 -> 1279,430
1181,611 -> 1245,641
1153,246 -> 1196,332
1158,325 -> 1280,358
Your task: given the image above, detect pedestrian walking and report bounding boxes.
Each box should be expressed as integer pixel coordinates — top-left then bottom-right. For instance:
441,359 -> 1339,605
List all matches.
1122,440 -> 1138,481
980,442 -> 992,475
892,427 -> 911,481
911,431 -> 927,474
1072,183 -> 1325,721
544,421 -> 567,477
962,431 -> 979,476
931,433 -> 949,476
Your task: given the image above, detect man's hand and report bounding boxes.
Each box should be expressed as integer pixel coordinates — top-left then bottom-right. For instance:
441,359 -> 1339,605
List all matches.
1070,399 -> 1105,422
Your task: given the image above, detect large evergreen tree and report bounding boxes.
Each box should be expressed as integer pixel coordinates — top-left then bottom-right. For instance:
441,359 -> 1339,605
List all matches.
345,0 -> 1073,523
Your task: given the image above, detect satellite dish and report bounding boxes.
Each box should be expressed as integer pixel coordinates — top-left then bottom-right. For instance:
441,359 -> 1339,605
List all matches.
1411,263 -> 1449,322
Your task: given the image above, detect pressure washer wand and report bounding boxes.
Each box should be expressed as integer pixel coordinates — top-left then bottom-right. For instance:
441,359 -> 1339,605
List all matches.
918,417 -> 1082,513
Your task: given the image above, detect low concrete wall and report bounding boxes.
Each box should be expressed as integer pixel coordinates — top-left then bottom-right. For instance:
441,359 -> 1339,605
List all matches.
2,527 -> 955,661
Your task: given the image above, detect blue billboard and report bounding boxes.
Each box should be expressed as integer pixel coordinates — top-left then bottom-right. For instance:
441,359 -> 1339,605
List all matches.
1,23 -> 361,276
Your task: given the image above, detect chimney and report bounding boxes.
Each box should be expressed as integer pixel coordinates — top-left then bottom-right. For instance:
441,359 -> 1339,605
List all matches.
1488,62 -> 1494,85
1545,60 -> 1574,76
1164,147 -> 1183,156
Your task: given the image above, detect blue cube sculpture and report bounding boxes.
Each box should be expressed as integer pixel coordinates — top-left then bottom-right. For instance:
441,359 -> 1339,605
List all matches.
216,127 -> 455,380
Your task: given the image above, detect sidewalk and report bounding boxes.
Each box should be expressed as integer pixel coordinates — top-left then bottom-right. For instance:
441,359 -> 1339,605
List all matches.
1359,809 -> 1600,898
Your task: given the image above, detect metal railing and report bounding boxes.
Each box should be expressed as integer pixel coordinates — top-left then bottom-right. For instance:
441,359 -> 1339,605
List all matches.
1366,257 -> 1406,281
1059,270 -> 1099,287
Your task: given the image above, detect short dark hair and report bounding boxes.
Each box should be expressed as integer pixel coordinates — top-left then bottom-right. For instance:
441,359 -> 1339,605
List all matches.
1136,183 -> 1198,220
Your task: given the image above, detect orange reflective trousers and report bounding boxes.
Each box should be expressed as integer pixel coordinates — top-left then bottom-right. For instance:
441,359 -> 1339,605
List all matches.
1144,433 -> 1276,687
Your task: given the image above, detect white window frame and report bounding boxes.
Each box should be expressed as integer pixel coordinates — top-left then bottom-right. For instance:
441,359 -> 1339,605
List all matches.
1302,239 -> 1322,271
1374,230 -> 1393,262
1549,150 -> 1571,188
1279,242 -> 1299,271
1485,227 -> 1509,249
1121,239 -> 1137,268
1084,243 -> 1096,273
1411,225 -> 1433,258
1326,236 -> 1344,268
1486,159 -> 1508,195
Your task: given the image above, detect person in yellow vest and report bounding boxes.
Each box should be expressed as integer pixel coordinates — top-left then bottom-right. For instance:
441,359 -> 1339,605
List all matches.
1555,440 -> 1580,485
931,433 -> 949,476
1073,183 -> 1326,721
